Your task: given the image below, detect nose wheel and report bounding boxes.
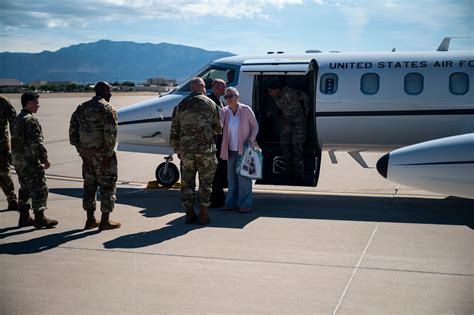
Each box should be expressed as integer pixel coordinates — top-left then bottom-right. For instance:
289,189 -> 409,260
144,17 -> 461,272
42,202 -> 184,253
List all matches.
155,156 -> 179,187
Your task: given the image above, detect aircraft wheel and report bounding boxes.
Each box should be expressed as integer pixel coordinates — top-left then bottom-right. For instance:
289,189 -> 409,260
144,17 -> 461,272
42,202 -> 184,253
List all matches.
155,162 -> 179,187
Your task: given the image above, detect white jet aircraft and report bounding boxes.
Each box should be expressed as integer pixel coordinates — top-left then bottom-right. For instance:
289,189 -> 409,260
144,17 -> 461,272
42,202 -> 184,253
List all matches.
117,38 -> 474,199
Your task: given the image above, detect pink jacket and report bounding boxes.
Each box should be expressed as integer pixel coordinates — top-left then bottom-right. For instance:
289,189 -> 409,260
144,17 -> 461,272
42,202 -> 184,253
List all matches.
219,103 -> 259,160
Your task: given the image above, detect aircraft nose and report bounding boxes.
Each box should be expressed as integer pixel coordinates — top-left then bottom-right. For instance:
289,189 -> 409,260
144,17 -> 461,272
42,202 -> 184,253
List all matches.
376,153 -> 390,178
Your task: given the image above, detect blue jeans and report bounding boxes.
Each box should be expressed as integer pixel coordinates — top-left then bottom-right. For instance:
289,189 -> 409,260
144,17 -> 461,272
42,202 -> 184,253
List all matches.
225,151 -> 253,209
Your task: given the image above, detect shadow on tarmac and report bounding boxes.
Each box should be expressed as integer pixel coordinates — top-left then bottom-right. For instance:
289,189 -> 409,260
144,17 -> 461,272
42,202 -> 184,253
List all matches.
46,187 -> 473,226
0,229 -> 101,255
55,187 -> 474,249
2,188 -> 471,253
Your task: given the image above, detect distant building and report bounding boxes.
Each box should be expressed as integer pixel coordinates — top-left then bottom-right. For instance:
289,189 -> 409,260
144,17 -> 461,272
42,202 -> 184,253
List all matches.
29,80 -> 75,87
146,77 -> 177,87
29,80 -> 48,88
48,81 -> 75,87
136,85 -> 174,93
0,78 -> 23,93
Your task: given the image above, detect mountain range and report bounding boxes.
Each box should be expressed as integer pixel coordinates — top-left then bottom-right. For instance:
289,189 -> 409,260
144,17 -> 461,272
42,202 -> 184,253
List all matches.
0,40 -> 235,84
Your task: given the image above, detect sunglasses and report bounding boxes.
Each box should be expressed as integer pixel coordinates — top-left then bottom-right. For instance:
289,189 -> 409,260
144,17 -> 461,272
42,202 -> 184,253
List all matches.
224,94 -> 237,99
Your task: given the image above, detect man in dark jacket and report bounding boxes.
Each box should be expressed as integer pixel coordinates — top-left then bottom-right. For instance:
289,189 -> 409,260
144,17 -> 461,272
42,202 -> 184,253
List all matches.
207,79 -> 227,208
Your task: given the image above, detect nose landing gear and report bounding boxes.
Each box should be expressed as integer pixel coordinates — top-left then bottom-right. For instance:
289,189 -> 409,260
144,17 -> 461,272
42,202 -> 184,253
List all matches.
155,155 -> 179,187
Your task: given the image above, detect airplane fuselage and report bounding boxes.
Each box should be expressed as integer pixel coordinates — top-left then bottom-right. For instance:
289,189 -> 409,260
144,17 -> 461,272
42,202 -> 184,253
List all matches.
119,51 -> 473,152
117,48 -> 473,196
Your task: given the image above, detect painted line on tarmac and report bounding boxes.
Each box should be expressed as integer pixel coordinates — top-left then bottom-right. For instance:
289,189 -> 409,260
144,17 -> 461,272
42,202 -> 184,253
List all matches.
252,186 -> 444,200
333,221 -> 380,314
44,138 -> 70,144
56,245 -> 474,277
332,186 -> 398,314
12,170 -> 444,199
18,172 -> 147,188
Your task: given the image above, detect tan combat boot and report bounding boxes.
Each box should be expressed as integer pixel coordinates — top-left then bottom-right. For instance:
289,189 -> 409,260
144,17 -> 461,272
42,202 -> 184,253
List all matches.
185,206 -> 197,224
99,212 -> 121,230
198,206 -> 210,225
84,210 -> 100,230
34,211 -> 58,228
18,209 -> 34,227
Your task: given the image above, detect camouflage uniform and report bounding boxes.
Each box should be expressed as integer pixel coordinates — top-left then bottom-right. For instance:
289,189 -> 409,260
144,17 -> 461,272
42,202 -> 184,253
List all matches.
69,96 -> 118,213
272,87 -> 310,172
0,96 -> 18,205
170,91 -> 222,208
11,109 -> 48,213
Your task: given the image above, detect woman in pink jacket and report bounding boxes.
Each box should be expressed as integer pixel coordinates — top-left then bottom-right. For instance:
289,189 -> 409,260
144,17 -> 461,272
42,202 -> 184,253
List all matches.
220,87 -> 259,213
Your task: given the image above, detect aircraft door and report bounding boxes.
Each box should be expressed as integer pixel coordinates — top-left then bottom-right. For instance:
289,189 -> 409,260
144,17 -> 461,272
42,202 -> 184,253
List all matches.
253,61 -> 322,186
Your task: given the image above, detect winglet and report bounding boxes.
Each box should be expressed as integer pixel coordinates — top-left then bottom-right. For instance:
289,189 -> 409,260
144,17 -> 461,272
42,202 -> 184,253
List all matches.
437,37 -> 452,51
437,37 -> 470,51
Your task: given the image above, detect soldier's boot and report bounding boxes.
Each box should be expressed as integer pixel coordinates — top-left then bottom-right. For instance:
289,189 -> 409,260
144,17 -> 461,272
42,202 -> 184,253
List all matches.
198,206 -> 210,225
84,210 -> 100,230
8,199 -> 18,211
99,212 -> 121,231
18,209 -> 34,227
291,160 -> 303,176
185,206 -> 197,224
34,211 -> 58,228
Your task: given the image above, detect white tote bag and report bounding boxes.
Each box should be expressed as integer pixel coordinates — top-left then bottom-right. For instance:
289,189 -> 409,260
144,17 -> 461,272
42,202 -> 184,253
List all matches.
236,143 -> 263,179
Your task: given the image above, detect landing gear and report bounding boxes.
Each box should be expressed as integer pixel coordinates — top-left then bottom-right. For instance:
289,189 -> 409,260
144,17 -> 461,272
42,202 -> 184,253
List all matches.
155,155 -> 179,187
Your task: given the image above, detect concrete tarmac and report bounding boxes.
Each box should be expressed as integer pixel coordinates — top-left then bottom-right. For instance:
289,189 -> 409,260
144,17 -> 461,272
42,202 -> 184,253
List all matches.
1,95 -> 473,314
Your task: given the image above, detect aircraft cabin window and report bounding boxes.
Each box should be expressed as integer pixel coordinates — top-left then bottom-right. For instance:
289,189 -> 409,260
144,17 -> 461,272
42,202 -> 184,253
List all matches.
360,73 -> 379,95
449,72 -> 469,95
320,73 -> 338,94
404,72 -> 423,95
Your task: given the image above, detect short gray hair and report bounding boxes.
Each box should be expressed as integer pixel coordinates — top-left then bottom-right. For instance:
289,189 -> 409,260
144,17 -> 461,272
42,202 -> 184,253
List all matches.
225,86 -> 239,96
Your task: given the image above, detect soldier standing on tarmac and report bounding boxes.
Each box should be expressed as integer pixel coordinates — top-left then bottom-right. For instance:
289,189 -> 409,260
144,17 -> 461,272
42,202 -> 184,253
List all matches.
170,77 -> 223,225
11,92 -> 58,228
69,81 -> 121,230
0,95 -> 18,211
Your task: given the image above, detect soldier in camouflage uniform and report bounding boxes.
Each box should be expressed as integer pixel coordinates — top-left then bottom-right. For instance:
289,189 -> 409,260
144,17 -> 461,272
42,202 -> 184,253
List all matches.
69,81 -> 121,230
0,95 -> 18,210
11,92 -> 58,228
268,81 -> 310,175
170,77 -> 223,225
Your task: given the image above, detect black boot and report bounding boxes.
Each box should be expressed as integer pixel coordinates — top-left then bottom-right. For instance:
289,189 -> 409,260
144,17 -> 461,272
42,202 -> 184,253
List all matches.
34,211 -> 58,228
99,212 -> 121,230
18,209 -> 34,227
84,210 -> 100,230
8,199 -> 18,211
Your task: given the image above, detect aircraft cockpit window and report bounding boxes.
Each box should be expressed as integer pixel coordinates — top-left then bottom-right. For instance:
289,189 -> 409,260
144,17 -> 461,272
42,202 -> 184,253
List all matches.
404,73 -> 423,95
320,73 -> 338,94
175,65 -> 238,93
449,72 -> 469,95
360,73 -> 379,95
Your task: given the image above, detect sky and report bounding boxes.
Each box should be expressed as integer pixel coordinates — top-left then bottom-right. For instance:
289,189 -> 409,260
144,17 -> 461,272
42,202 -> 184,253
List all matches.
0,0 -> 472,55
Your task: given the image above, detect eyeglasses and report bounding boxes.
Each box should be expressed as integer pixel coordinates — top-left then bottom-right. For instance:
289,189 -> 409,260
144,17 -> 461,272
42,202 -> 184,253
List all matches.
224,94 -> 237,99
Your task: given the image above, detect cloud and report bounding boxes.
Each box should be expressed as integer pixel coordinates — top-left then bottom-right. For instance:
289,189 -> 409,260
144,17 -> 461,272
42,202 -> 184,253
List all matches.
317,0 -> 472,48
1,0 -> 471,53
0,0 -> 308,31
339,4 -> 369,44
